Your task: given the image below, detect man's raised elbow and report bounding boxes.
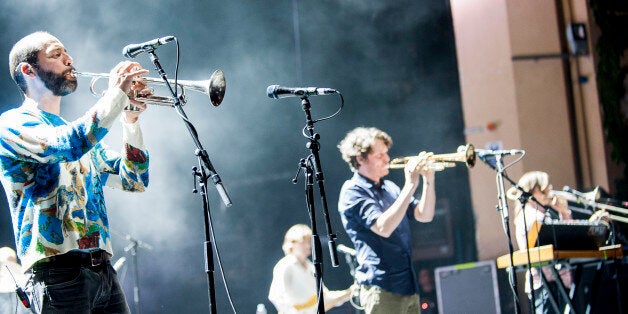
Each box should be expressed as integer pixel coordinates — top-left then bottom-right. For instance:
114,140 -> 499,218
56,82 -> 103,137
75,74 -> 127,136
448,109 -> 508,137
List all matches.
372,225 -> 393,238
373,226 -> 394,238
415,215 -> 434,223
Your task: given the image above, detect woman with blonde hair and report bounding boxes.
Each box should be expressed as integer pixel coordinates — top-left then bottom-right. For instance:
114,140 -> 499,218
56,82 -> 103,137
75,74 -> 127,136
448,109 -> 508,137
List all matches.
268,224 -> 354,313
507,171 -> 573,313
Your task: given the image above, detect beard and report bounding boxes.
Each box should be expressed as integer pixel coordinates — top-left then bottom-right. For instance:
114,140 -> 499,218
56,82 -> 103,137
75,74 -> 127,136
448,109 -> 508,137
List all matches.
37,67 -> 77,96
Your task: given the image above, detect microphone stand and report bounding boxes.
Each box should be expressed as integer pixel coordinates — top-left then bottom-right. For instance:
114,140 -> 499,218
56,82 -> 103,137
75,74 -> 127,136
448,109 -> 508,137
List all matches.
123,235 -> 153,314
481,155 -> 522,314
147,50 -> 232,314
483,153 -> 556,314
291,96 -> 340,314
110,229 -> 153,314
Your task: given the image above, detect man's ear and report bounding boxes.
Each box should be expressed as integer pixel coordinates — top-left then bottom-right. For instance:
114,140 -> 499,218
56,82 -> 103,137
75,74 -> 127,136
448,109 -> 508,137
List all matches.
18,63 -> 35,76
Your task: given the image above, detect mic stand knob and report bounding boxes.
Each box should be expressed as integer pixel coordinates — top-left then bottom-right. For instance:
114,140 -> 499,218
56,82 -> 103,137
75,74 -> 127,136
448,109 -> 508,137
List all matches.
192,167 -> 200,193
292,159 -> 306,184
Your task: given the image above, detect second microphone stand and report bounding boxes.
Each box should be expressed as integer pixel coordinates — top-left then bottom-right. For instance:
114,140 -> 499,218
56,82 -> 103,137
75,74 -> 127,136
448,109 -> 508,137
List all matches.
483,155 -> 522,314
483,152 -> 550,314
292,96 -> 340,314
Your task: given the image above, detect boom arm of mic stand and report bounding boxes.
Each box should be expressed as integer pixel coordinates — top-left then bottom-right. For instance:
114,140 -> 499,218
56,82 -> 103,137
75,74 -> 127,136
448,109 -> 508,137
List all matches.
148,51 -> 232,207
124,235 -> 154,252
197,150 -> 232,207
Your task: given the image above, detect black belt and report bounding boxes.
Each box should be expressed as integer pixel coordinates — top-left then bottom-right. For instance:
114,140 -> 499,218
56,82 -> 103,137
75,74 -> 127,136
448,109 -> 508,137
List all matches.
34,250 -> 111,271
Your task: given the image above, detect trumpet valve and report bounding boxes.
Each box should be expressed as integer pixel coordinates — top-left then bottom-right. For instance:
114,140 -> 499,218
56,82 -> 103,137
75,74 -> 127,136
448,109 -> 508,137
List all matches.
428,162 -> 455,171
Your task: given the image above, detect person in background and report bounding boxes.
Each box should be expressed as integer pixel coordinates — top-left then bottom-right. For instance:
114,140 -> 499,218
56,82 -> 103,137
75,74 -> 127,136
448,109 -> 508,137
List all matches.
0,31 -> 150,313
268,224 -> 355,314
507,171 -> 573,314
417,268 -> 438,314
337,127 -> 436,314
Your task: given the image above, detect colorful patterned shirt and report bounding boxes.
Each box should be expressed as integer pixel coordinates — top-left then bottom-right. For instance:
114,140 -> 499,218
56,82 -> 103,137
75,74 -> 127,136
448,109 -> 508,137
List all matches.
0,88 -> 149,270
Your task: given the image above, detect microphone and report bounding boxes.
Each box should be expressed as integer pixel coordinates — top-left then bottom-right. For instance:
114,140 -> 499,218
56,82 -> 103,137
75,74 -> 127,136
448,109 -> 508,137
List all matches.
16,287 -> 30,308
336,244 -> 356,256
562,185 -> 579,195
122,36 -> 176,58
562,185 -> 592,202
562,185 -> 591,198
475,149 -> 525,160
267,85 -> 337,99
4,265 -> 30,308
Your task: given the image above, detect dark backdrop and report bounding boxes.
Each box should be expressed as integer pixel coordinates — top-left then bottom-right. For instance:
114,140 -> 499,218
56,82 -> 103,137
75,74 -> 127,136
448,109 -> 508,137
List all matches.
0,1 -> 476,312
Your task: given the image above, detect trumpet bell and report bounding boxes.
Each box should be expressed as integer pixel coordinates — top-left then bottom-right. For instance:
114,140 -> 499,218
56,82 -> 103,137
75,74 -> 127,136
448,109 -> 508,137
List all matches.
209,69 -> 226,107
174,69 -> 226,107
73,69 -> 226,107
464,144 -> 476,167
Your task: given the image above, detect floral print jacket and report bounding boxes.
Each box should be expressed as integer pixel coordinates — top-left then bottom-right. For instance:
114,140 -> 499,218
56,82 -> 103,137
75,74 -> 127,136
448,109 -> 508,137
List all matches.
0,88 -> 149,270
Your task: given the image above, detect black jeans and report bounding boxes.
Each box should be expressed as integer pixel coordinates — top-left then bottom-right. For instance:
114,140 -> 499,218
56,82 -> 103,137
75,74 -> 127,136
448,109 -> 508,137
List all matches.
29,255 -> 130,314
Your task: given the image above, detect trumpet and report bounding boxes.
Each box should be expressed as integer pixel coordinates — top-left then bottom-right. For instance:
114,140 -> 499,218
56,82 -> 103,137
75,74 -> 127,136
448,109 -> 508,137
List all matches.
551,189 -> 628,224
389,143 -> 476,171
71,69 -> 226,107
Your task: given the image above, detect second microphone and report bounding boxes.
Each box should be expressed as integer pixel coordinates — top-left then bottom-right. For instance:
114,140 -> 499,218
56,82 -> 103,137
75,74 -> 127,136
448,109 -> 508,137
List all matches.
267,85 -> 337,99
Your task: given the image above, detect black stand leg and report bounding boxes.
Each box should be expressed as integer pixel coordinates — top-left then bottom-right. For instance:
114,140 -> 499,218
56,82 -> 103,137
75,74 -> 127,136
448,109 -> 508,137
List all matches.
301,158 -> 325,313
194,164 -> 217,314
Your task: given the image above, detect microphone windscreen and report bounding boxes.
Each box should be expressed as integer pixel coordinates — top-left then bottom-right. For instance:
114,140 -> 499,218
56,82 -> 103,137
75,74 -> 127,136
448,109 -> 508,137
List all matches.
266,85 -> 279,98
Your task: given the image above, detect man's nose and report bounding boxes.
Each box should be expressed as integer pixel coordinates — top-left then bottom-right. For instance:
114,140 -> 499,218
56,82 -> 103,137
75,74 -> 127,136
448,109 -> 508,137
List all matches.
64,54 -> 73,66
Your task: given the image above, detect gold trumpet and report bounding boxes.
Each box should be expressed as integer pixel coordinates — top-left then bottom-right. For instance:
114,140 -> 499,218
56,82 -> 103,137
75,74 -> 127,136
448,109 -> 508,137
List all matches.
389,143 -> 476,171
72,69 -> 226,107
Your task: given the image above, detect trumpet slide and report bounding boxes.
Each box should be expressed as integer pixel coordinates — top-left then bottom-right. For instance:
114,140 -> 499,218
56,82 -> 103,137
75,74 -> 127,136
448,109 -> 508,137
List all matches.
389,143 -> 476,171
71,69 -> 226,107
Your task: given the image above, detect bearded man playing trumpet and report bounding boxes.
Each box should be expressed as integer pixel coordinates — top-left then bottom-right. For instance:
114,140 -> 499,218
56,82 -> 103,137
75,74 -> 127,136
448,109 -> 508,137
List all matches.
0,31 -> 150,313
337,127 -> 436,314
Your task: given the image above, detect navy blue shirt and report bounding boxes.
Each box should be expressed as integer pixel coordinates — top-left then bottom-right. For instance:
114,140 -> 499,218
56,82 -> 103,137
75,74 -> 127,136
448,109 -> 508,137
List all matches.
338,172 -> 420,295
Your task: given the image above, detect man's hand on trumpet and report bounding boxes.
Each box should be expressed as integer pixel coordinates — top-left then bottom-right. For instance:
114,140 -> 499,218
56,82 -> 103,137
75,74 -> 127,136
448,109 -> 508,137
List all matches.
107,61 -> 150,123
404,151 -> 435,187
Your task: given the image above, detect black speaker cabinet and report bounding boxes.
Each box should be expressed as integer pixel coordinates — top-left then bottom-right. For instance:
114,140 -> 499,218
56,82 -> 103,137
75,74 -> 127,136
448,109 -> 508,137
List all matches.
435,260 -> 501,314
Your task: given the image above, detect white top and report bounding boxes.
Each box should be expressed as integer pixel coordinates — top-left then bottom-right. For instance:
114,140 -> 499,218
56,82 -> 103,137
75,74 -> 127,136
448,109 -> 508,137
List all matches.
268,255 -> 347,314
514,204 -> 572,292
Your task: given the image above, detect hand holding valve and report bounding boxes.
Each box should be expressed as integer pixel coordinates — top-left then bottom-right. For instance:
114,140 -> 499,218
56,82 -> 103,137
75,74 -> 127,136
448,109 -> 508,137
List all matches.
107,61 -> 150,123
108,61 -> 149,94
547,190 -> 572,219
404,152 -> 434,186
589,209 -> 611,230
